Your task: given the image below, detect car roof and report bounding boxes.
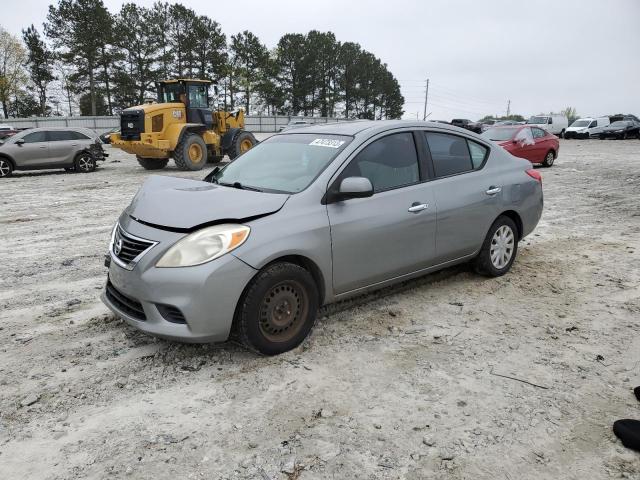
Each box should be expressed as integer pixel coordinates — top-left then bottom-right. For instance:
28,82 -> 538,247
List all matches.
274,119 -> 476,137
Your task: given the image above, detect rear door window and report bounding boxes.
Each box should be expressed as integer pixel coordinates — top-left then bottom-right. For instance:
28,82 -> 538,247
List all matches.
424,132 -> 473,177
49,131 -> 76,141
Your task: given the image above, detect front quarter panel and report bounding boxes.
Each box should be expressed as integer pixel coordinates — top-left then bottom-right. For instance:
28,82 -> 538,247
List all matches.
231,196 -> 333,304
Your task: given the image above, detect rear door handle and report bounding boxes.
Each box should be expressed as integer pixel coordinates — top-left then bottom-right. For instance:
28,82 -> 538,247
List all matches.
408,203 -> 429,213
485,186 -> 502,195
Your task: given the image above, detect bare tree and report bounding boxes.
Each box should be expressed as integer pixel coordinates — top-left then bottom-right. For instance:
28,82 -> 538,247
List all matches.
0,27 -> 27,118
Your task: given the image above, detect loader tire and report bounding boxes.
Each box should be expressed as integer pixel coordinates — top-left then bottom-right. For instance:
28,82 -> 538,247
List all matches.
137,156 -> 169,170
173,133 -> 208,171
227,131 -> 257,160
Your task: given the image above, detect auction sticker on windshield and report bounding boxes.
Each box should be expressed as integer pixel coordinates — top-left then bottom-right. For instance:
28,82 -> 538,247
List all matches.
309,138 -> 345,148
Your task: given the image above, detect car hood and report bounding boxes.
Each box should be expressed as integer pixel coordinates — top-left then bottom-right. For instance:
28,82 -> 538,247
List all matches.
125,175 -> 290,231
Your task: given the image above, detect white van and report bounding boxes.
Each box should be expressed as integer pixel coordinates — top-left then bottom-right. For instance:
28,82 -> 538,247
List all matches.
526,114 -> 569,137
564,117 -> 611,139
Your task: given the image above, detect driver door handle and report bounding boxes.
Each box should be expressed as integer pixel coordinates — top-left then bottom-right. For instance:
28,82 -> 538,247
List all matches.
408,203 -> 429,213
485,186 -> 502,195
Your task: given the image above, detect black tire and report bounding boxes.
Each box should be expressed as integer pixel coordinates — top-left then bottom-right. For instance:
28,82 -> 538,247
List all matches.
473,215 -> 519,277
137,156 -> 169,170
0,157 -> 13,178
227,131 -> 257,160
173,133 -> 208,170
74,152 -> 96,173
542,150 -> 555,167
233,262 -> 319,355
559,129 -> 565,139
599,135 -> 605,140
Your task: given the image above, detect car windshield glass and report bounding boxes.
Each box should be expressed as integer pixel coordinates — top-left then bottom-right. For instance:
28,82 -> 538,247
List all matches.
571,120 -> 590,127
209,134 -> 352,194
609,121 -> 627,127
527,116 -> 548,124
482,127 -> 519,141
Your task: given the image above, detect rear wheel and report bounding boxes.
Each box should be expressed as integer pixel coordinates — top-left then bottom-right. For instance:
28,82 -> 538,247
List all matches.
74,152 -> 96,173
542,150 -> 555,167
227,131 -> 257,160
137,156 -> 169,170
173,133 -> 208,170
233,262 -> 319,355
474,216 -> 518,277
0,158 -> 13,178
559,129 -> 565,138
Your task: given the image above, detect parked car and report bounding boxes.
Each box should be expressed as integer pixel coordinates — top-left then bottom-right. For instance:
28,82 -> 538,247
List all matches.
526,114 -> 568,138
100,127 -> 120,144
480,119 -> 498,132
0,128 -> 20,140
597,120 -> 640,140
450,118 -> 482,133
482,125 -> 559,167
0,127 -> 107,178
279,119 -> 311,132
429,120 -> 450,124
565,117 -> 610,139
495,120 -> 522,126
102,120 -> 543,355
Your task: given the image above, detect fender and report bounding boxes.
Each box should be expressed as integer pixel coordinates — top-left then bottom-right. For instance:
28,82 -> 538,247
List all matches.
167,123 -> 207,150
221,128 -> 241,151
0,153 -> 15,168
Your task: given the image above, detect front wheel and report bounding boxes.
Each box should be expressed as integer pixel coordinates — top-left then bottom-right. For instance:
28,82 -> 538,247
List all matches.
74,152 -> 96,173
233,262 -> 319,355
0,158 -> 13,178
137,156 -> 169,170
173,133 -> 208,170
227,131 -> 257,160
542,150 -> 555,167
474,216 -> 519,277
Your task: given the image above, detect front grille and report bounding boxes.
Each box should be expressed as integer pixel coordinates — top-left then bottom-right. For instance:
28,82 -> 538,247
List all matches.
120,109 -> 145,140
106,279 -> 146,321
157,304 -> 187,324
112,225 -> 155,268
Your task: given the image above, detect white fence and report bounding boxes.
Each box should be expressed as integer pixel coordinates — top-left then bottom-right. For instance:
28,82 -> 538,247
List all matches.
6,115 -> 353,135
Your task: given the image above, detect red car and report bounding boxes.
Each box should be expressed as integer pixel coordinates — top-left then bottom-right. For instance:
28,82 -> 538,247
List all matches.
482,125 -> 559,167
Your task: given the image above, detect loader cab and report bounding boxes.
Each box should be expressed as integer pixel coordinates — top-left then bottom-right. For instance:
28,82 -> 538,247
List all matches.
156,79 -> 214,129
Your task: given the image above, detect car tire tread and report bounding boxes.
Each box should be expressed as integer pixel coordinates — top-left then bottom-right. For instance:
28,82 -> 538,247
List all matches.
474,215 -> 519,277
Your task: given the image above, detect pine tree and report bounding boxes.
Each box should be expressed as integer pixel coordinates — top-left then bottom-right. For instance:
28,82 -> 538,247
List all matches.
22,25 -> 56,117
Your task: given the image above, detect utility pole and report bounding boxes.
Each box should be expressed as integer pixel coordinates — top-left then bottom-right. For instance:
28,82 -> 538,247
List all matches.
422,78 -> 429,121
506,99 -> 511,117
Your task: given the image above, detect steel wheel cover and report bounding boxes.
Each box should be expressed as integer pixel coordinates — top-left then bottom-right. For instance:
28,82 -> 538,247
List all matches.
490,225 -> 515,269
259,280 -> 309,342
188,144 -> 203,163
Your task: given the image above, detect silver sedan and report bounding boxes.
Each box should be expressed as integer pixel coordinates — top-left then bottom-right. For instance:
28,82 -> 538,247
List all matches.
102,120 -> 543,355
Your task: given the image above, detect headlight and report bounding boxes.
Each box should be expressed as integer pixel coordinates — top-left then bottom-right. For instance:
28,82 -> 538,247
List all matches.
156,224 -> 250,268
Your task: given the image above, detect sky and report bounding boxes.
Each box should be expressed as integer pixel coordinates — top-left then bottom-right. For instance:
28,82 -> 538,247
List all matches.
3,0 -> 640,121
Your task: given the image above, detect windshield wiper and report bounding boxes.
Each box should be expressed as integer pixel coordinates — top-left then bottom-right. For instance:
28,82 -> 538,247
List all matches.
218,181 -> 263,192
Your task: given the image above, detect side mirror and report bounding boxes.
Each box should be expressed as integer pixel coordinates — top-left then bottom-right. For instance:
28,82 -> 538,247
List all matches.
15,138 -> 24,145
328,176 -> 374,203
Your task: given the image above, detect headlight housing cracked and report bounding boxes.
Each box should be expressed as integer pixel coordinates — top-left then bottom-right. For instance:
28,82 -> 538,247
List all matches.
156,224 -> 250,268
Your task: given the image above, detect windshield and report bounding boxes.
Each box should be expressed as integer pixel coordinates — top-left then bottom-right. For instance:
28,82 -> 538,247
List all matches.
527,116 -> 548,124
571,120 -> 590,128
209,133 -> 352,194
609,121 -> 628,127
482,127 -> 519,141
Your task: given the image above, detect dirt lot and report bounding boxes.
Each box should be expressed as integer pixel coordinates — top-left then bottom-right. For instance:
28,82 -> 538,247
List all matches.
1,137 -> 639,479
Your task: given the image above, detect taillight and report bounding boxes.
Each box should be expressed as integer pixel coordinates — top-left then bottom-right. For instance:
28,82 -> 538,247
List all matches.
526,168 -> 542,183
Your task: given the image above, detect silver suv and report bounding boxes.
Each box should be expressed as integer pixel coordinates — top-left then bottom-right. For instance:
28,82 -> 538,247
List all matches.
0,127 -> 107,178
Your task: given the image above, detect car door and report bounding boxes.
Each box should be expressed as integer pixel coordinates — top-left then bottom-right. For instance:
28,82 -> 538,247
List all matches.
512,127 -> 538,162
10,130 -> 49,167
48,130 -> 81,165
530,127 -> 549,162
423,131 -> 501,263
327,131 -> 437,295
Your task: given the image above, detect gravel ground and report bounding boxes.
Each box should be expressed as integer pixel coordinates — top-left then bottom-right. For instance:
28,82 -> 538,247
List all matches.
1,137 -> 639,479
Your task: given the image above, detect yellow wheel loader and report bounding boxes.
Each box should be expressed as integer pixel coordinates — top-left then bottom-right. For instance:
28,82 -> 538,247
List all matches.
110,79 -> 257,171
